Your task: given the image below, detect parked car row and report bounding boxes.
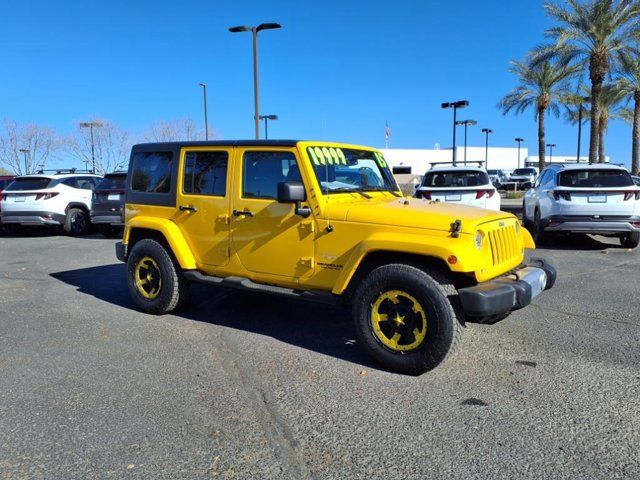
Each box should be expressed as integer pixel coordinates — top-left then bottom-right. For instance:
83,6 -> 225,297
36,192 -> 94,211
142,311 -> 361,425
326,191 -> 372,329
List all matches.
0,169 -> 126,237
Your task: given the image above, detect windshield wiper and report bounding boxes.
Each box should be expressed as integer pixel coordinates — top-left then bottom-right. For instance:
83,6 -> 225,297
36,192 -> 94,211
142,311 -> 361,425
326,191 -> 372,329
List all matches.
326,187 -> 373,199
360,186 -> 403,197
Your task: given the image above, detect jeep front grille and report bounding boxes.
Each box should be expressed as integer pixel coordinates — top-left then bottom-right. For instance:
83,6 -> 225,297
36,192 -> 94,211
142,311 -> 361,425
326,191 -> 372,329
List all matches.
487,224 -> 520,267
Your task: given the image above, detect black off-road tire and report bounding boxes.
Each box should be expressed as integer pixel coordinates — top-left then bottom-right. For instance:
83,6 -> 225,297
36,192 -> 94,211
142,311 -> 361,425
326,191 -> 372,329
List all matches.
127,238 -> 190,314
352,264 -> 464,375
64,207 -> 90,236
620,232 -> 640,249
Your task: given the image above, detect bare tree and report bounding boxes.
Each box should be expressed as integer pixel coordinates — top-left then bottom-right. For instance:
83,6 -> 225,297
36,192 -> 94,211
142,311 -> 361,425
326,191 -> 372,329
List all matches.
0,119 -> 60,175
67,118 -> 132,174
142,117 -> 210,142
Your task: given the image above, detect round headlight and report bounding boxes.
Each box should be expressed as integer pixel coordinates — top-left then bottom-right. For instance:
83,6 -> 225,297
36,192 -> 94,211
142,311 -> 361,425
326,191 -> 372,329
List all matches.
475,231 -> 484,250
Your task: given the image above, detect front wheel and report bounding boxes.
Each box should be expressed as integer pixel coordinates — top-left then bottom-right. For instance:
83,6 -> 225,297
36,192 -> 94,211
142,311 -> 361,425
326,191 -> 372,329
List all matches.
127,238 -> 190,314
620,232 -> 640,249
352,264 -> 463,375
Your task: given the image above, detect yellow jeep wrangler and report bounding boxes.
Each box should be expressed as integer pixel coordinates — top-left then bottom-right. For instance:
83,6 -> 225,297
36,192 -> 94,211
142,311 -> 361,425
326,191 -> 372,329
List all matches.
116,140 -> 556,375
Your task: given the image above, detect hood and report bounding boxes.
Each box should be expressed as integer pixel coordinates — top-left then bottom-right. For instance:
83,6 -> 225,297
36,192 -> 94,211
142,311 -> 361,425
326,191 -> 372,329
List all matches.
327,197 -> 512,234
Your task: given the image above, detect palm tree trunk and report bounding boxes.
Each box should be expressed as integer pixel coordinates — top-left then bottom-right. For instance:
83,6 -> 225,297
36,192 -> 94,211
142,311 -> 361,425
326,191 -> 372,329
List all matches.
598,115 -> 606,163
538,107 -> 546,170
589,60 -> 604,164
633,90 -> 640,175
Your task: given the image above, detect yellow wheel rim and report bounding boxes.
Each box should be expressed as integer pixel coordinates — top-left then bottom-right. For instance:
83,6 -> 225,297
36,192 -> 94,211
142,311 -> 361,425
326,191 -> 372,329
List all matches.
370,290 -> 427,352
135,256 -> 162,300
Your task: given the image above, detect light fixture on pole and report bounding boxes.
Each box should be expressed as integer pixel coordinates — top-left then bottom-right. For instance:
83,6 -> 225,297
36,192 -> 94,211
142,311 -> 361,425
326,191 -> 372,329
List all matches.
482,128 -> 493,168
199,82 -> 209,141
229,22 -> 282,140
18,148 -> 30,175
79,122 -> 103,173
455,119 -> 476,163
441,100 -> 469,166
515,137 -> 524,168
547,143 -> 556,163
258,114 -> 278,139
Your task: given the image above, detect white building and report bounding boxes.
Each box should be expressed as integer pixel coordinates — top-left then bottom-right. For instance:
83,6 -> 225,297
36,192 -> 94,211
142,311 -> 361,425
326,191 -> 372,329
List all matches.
381,146 -> 606,176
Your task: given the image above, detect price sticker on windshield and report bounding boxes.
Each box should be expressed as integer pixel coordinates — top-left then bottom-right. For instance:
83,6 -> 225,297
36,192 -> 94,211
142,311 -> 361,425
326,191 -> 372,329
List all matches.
307,147 -> 347,166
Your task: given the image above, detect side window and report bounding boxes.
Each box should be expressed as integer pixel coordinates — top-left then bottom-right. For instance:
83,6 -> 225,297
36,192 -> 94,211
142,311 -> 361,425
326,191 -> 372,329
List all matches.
76,177 -> 96,190
183,151 -> 228,196
535,170 -> 547,188
131,152 -> 173,193
243,151 -> 301,200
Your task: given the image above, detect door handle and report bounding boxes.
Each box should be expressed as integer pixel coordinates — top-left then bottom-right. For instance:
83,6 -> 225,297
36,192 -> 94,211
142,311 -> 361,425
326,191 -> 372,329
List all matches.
179,205 -> 198,212
233,209 -> 254,217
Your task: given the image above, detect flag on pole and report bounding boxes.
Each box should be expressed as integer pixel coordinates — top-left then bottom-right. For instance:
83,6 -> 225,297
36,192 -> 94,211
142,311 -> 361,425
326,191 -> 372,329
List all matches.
385,121 -> 390,141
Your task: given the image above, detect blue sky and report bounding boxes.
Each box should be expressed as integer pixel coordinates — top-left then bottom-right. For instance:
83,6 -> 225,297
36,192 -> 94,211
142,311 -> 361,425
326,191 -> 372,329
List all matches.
0,0 -> 633,167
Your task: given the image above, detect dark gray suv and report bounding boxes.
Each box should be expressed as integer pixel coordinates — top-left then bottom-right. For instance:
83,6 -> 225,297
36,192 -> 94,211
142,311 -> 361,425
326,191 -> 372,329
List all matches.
90,172 -> 126,237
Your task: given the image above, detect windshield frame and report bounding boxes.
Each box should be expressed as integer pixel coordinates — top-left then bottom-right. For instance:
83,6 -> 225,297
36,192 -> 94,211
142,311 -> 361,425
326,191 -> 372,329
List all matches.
303,145 -> 400,196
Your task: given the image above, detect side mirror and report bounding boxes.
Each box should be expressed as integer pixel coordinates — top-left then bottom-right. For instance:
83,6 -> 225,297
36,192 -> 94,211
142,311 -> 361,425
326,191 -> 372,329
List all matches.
277,181 -> 311,218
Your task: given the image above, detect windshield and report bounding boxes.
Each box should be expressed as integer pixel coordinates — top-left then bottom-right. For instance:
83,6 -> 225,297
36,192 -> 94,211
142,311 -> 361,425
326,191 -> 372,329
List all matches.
4,177 -> 52,191
487,170 -> 500,175
306,146 -> 398,194
513,168 -> 536,175
422,170 -> 489,188
96,174 -> 126,190
558,169 -> 633,188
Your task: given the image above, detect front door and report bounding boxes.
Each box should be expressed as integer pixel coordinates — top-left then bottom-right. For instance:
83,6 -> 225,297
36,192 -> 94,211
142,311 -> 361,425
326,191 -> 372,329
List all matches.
231,148 -> 314,279
175,147 -> 231,267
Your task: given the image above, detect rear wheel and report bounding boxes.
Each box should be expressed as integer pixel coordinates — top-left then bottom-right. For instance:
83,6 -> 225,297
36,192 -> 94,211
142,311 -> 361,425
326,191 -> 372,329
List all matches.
532,208 -> 548,245
352,264 -> 463,375
620,232 -> 640,249
64,208 -> 90,236
127,238 -> 189,314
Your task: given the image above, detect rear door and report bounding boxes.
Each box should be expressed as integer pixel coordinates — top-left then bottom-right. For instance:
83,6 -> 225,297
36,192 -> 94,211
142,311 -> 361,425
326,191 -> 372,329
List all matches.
174,147 -> 232,267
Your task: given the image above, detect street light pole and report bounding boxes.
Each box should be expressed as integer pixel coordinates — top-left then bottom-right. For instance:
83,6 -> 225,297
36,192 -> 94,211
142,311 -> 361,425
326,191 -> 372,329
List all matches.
547,143 -> 556,163
79,122 -> 103,173
515,138 -> 524,169
482,128 -> 493,168
229,23 -> 282,140
19,148 -> 30,175
455,120 -> 476,164
441,100 -> 469,166
259,114 -> 278,139
199,82 -> 209,141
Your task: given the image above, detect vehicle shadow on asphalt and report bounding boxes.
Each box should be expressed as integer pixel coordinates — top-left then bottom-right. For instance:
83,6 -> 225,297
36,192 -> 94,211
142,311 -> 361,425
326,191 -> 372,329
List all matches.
50,264 -> 377,369
536,233 -> 624,251
0,228 -> 109,240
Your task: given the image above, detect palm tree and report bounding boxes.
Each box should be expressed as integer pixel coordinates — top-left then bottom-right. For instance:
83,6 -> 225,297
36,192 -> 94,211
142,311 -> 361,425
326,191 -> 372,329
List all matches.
617,46 -> 640,174
499,56 -> 580,170
566,84 -> 627,162
537,0 -> 640,163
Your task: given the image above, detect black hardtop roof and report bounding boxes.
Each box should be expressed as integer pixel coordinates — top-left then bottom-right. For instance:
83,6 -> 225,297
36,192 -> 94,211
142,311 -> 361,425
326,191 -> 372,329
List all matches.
132,140 -> 299,150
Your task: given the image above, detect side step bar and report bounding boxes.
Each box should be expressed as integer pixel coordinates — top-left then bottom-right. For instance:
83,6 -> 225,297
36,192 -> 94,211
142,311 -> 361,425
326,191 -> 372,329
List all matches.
183,271 -> 338,305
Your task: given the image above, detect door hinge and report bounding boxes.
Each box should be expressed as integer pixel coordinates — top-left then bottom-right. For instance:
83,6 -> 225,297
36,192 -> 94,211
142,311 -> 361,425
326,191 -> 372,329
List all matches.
299,221 -> 315,234
217,214 -> 230,225
299,257 -> 315,268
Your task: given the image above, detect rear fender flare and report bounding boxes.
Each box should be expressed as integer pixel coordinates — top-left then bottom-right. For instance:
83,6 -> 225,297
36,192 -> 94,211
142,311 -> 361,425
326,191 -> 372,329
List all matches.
125,217 -> 196,270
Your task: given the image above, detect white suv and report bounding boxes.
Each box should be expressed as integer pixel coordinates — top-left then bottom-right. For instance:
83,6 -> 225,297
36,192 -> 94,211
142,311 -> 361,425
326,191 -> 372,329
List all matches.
523,164 -> 640,248
0,171 -> 102,235
415,166 -> 500,210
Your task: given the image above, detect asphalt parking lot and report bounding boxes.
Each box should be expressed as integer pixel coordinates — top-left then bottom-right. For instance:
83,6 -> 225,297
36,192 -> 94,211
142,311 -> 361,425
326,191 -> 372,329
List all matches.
1,227 -> 639,479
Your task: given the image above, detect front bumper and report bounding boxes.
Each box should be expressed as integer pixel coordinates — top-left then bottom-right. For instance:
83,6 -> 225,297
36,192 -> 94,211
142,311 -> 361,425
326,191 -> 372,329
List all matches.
0,211 -> 65,226
458,258 -> 556,319
544,215 -> 640,234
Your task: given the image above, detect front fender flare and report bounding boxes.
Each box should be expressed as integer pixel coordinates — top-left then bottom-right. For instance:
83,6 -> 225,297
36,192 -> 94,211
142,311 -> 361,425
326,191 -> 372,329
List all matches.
125,217 -> 197,270
331,232 -> 474,295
